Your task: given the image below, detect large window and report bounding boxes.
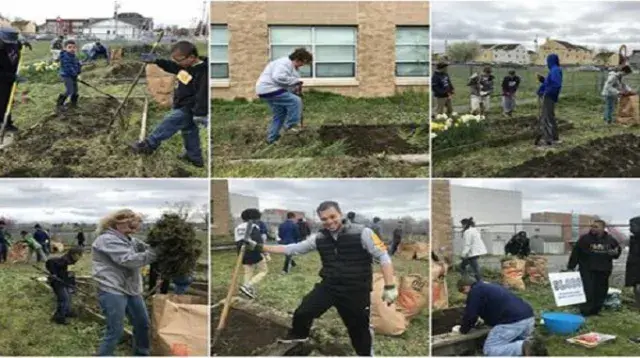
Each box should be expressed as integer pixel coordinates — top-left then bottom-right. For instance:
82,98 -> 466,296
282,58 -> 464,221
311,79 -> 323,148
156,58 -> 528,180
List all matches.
210,25 -> 229,79
396,26 -> 429,77
270,26 -> 357,78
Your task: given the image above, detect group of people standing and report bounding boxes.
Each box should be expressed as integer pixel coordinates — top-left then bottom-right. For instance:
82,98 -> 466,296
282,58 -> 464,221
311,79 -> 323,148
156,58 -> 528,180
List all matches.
0,221 -> 55,263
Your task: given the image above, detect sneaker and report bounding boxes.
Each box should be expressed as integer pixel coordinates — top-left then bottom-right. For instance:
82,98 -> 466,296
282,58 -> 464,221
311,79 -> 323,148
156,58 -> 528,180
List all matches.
535,143 -> 553,151
177,153 -> 204,168
553,139 -> 563,145
277,334 -> 309,344
630,337 -> 640,344
285,126 -> 301,134
129,141 -> 154,155
239,284 -> 256,299
281,270 -> 289,275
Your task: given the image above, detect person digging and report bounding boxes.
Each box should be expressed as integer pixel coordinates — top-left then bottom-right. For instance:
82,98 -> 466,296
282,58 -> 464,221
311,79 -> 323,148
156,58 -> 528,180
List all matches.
601,64 -> 635,124
566,219 -> 621,316
233,208 -> 268,299
453,276 -> 548,356
0,27 -> 29,133
45,247 -> 84,325
626,216 -> 640,344
256,48 -> 312,144
241,201 -> 398,356
132,41 -> 209,168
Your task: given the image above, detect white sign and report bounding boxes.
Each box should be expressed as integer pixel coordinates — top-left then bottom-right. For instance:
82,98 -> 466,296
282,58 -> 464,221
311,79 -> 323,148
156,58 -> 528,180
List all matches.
549,272 -> 586,307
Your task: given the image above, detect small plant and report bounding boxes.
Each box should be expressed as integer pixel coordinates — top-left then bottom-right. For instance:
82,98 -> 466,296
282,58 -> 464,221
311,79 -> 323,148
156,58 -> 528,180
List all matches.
431,112 -> 486,149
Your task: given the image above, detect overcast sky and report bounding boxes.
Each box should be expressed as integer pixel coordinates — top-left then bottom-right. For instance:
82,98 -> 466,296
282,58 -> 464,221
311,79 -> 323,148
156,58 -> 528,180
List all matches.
2,0 -> 207,27
0,179 -> 208,223
228,180 -> 430,220
432,1 -> 640,53
451,179 -> 640,228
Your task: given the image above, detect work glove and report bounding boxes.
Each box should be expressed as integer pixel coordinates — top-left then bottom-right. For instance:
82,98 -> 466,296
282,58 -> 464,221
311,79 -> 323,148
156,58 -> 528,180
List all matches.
194,116 -> 208,127
451,325 -> 461,334
140,53 -> 157,63
382,284 -> 398,305
15,75 -> 27,83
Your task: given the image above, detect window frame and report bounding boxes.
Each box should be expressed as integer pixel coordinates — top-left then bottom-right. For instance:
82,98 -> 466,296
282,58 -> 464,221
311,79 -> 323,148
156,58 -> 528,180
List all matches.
210,24 -> 229,79
395,25 -> 430,78
268,25 -> 358,79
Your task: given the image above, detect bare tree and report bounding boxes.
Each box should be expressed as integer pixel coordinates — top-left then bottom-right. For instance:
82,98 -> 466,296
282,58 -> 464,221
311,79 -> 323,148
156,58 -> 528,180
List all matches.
446,41 -> 481,63
164,201 -> 194,221
196,204 -> 209,225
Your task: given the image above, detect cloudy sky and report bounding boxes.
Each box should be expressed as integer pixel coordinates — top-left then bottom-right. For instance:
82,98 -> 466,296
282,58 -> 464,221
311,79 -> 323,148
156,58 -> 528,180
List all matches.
432,1 -> 640,53
451,179 -> 640,228
228,179 -> 430,220
0,179 -> 208,223
3,0 -> 207,27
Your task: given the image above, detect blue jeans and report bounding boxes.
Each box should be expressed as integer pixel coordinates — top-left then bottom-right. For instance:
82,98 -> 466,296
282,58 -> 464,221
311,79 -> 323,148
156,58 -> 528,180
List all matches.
61,76 -> 78,97
483,317 -> 535,356
460,256 -> 482,282
263,91 -> 302,143
50,281 -> 71,320
97,290 -> 151,356
604,96 -> 617,123
146,108 -> 203,163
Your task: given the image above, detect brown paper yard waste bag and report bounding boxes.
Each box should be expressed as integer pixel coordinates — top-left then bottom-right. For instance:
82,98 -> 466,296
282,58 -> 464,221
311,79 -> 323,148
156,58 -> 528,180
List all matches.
51,241 -> 64,253
151,294 -> 208,356
617,94 -> 640,125
525,256 -> 548,284
414,242 -> 430,260
501,258 -> 526,291
8,243 -> 29,263
370,273 -> 408,336
397,242 -> 417,260
397,274 -> 428,319
146,64 -> 175,108
431,260 -> 449,309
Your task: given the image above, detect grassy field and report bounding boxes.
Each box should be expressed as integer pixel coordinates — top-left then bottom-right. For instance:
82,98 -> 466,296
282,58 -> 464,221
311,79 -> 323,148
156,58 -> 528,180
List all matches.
211,241 -> 429,356
3,41 -> 208,178
212,90 -> 429,178
444,269 -> 640,356
0,256 -> 130,356
432,93 -> 640,177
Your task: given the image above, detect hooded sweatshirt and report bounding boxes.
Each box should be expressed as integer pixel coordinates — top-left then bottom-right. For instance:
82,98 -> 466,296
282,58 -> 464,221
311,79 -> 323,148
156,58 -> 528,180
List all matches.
601,71 -> 630,97
568,231 -> 621,272
59,50 -> 82,78
432,69 -> 455,98
92,228 -> 157,296
152,57 -> 209,117
256,57 -> 301,97
543,54 -> 563,102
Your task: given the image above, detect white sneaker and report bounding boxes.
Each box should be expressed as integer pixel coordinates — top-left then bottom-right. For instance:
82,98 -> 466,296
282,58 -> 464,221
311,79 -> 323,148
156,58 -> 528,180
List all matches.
239,284 -> 255,299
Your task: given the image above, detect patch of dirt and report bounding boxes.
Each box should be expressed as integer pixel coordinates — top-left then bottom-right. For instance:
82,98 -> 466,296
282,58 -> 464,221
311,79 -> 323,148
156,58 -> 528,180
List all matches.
318,124 -> 425,156
432,307 -> 465,336
108,62 -> 145,79
496,133 -> 640,177
0,98 -> 186,177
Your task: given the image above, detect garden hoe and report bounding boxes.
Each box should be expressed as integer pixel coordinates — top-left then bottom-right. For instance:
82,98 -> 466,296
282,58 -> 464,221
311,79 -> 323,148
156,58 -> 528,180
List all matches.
293,82 -> 304,128
0,46 -> 24,148
211,243 -> 247,350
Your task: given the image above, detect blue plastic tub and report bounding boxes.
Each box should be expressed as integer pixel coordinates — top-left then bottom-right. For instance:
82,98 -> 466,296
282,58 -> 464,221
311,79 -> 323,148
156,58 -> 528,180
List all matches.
541,312 -> 585,335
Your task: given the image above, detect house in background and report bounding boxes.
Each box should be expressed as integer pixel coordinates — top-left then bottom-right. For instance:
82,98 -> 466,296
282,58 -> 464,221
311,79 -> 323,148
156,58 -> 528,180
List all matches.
83,13 -> 153,40
210,0 -> 430,99
629,50 -> 640,69
536,38 -> 593,65
10,20 -> 37,35
491,44 -> 529,65
42,18 -> 91,35
593,51 -> 620,67
527,50 -> 537,65
475,44 -> 495,63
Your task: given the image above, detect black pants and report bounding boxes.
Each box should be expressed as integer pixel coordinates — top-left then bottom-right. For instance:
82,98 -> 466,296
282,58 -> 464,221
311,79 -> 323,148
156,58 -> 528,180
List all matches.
580,269 -> 611,316
539,95 -> 558,144
291,283 -> 372,356
0,84 -> 14,127
389,239 -> 401,256
460,256 -> 482,282
0,243 -> 7,263
283,255 -> 297,273
49,280 -> 71,321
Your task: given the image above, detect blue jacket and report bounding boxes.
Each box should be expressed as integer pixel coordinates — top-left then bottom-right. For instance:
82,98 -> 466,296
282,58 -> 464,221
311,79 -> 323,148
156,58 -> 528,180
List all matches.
59,50 -> 82,78
89,44 -> 110,61
543,54 -> 562,102
461,281 -> 534,334
278,220 -> 300,245
33,229 -> 50,246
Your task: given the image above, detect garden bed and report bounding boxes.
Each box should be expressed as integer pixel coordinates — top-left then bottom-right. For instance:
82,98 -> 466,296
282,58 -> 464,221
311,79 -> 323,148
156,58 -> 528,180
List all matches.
318,123 -> 426,156
496,133 -> 640,177
431,307 -> 490,356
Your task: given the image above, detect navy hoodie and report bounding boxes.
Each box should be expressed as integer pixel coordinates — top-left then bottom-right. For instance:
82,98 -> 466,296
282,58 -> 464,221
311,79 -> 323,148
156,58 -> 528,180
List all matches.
153,57 -> 209,117
33,229 -> 50,246
460,281 -> 534,334
431,70 -> 455,98
543,54 -> 562,102
278,219 -> 300,245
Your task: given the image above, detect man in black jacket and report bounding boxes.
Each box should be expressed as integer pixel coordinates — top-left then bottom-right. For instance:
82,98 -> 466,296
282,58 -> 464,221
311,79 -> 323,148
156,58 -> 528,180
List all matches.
505,231 -> 531,258
567,220 -> 621,316
243,201 -> 398,356
0,219 -> 8,263
45,247 -> 83,324
133,41 -> 209,167
432,61 -> 455,117
626,216 -> 640,308
0,27 -> 29,134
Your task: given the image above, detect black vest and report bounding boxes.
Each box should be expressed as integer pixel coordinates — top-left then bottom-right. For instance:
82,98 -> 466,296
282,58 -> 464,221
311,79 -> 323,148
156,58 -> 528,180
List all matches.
316,224 -> 373,292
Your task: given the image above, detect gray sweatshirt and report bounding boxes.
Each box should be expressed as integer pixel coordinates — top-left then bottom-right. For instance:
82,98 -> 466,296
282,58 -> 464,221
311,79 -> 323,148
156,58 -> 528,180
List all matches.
601,71 -> 630,97
92,228 -> 157,296
255,57 -> 301,96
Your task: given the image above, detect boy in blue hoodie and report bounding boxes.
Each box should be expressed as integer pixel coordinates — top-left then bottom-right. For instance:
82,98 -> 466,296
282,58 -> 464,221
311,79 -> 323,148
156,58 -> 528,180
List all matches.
56,40 -> 82,113
279,212 -> 301,274
537,53 -> 563,148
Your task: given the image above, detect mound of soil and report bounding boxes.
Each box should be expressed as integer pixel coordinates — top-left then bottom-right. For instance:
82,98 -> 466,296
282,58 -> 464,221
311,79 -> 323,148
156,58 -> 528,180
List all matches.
497,133 -> 640,177
432,307 -> 465,336
107,62 -> 145,79
0,98 -> 187,177
318,124 -> 426,156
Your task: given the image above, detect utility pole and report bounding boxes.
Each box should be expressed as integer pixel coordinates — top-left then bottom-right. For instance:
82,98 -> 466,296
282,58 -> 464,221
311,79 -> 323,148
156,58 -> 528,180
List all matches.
114,0 -> 121,39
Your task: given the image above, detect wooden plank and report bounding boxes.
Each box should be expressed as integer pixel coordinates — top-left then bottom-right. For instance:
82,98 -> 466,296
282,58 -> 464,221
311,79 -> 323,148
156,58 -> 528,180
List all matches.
225,154 -> 429,166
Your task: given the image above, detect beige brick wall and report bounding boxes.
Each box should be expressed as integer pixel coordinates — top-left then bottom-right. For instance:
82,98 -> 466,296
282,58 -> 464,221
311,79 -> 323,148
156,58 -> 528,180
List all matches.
211,1 -> 429,99
432,180 -> 453,260
211,179 -> 231,237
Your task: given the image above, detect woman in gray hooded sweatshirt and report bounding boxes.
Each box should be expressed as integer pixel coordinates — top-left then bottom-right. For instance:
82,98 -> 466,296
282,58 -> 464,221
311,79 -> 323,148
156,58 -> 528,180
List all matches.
92,209 -> 157,356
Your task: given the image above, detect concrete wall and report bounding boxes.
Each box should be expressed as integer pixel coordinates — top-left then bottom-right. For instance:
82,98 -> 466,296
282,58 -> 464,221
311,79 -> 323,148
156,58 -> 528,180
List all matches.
211,1 -> 429,99
432,180 -> 453,259
211,179 -> 231,236
229,193 -> 260,218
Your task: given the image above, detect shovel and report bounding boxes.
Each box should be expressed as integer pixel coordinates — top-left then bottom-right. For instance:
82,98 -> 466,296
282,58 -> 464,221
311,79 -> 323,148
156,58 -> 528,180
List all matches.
294,83 -> 304,128
211,243 -> 246,350
0,46 -> 24,145
78,79 -> 122,103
